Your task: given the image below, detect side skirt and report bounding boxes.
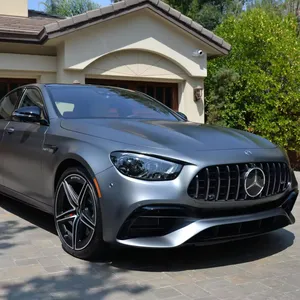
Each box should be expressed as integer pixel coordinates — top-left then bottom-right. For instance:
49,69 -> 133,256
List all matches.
0,184 -> 53,215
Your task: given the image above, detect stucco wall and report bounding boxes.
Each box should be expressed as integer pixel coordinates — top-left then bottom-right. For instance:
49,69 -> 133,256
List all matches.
39,73 -> 57,84
0,8 -> 209,123
84,50 -> 204,123
0,70 -> 56,84
0,53 -> 56,83
55,9 -> 206,122
0,54 -> 56,73
181,78 -> 204,123
0,0 -> 28,17
62,9 -> 207,77
85,50 -> 186,80
57,44 -> 84,84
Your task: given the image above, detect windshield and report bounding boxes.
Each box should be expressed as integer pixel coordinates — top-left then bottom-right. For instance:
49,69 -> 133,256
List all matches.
47,85 -> 180,121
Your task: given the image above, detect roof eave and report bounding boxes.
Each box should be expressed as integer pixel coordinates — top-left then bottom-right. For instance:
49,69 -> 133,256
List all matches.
44,1 -> 231,54
0,0 -> 231,54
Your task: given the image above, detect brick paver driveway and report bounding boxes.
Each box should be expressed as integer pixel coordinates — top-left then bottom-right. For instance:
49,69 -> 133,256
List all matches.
0,173 -> 299,300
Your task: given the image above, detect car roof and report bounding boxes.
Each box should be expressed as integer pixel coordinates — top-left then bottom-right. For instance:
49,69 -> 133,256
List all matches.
23,83 -> 96,88
25,83 -> 130,90
45,83 -> 95,87
17,83 -> 111,88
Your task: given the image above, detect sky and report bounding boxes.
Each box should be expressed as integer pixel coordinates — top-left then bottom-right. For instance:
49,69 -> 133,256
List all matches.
28,0 -> 111,11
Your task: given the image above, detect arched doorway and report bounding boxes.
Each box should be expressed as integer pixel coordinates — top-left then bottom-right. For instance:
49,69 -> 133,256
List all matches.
85,78 -> 178,111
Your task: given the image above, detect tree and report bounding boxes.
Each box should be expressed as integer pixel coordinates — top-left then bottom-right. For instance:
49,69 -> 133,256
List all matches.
205,8 -> 300,151
162,0 -> 195,16
161,0 -> 299,31
42,0 -> 100,17
282,1 -> 300,34
163,0 -> 246,30
195,3 -> 224,30
112,0 -> 246,30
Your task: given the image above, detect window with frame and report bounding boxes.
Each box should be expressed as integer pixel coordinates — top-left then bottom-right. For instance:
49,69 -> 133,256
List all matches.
0,88 -> 24,120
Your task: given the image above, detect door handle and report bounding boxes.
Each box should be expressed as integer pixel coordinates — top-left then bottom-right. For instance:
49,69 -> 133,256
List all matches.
6,127 -> 15,134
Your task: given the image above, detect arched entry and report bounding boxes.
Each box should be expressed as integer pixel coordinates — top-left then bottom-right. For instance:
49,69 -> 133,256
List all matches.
84,50 -> 186,112
85,78 -> 178,111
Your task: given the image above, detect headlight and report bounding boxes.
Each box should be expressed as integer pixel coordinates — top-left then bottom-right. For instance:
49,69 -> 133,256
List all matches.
110,152 -> 183,181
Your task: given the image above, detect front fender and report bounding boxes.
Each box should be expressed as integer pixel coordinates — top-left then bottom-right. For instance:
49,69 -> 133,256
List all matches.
43,130 -> 112,206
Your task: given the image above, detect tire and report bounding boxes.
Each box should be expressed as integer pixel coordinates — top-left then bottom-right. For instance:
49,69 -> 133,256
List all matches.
54,167 -> 108,260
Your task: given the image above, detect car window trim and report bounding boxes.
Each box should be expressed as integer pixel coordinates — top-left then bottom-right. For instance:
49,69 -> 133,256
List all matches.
17,87 -> 50,126
0,87 -> 25,121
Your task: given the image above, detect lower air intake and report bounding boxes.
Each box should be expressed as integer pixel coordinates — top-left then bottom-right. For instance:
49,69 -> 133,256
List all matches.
186,215 -> 290,244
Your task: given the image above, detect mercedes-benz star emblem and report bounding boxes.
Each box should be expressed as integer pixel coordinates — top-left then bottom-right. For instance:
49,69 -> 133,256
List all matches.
244,167 -> 265,197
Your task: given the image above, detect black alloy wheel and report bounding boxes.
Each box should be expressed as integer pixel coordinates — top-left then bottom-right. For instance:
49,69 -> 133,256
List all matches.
54,167 -> 107,259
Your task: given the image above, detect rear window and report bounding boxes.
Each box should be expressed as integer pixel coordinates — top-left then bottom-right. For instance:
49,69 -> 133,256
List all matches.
47,85 -> 179,121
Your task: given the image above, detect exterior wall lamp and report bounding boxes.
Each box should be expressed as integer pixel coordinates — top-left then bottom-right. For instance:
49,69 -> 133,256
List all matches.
194,86 -> 203,102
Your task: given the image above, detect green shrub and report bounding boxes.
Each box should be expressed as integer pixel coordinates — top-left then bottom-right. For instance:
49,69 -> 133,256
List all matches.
206,8 -> 300,153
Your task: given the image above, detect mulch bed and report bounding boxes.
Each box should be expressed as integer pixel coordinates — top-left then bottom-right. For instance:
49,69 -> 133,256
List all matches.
288,150 -> 300,171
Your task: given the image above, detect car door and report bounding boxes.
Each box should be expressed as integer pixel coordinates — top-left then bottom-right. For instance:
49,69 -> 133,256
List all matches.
0,88 -> 24,186
1,87 -> 49,201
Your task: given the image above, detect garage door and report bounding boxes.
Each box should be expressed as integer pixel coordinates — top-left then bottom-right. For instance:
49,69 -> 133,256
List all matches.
85,79 -> 178,111
0,78 -> 36,100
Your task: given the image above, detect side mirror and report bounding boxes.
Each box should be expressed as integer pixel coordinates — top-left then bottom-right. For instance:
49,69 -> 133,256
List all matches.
177,112 -> 188,121
12,106 -> 41,123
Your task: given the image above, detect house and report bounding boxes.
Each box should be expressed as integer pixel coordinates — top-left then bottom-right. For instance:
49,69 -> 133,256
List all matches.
0,0 -> 230,122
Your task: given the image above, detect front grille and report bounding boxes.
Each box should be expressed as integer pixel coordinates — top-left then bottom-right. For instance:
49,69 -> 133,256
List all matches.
188,162 -> 290,201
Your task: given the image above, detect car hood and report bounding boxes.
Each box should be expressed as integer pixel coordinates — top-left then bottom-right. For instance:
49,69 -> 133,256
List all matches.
60,119 -> 276,151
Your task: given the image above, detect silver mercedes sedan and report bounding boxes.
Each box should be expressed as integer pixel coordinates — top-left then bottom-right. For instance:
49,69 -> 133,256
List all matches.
0,84 -> 298,259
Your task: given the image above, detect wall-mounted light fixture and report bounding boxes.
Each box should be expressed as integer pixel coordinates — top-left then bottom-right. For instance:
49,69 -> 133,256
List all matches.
194,86 -> 203,102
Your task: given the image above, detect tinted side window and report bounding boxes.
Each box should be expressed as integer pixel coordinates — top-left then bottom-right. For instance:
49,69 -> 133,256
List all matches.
19,88 -> 46,120
19,88 -> 44,109
0,89 -> 24,120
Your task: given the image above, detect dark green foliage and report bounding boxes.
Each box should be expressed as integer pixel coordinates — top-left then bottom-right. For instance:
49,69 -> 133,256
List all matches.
41,0 -> 100,17
164,0 -> 246,30
205,8 -> 300,151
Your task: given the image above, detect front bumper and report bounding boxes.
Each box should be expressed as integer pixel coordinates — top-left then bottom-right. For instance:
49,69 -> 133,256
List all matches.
116,191 -> 297,248
96,158 -> 298,247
